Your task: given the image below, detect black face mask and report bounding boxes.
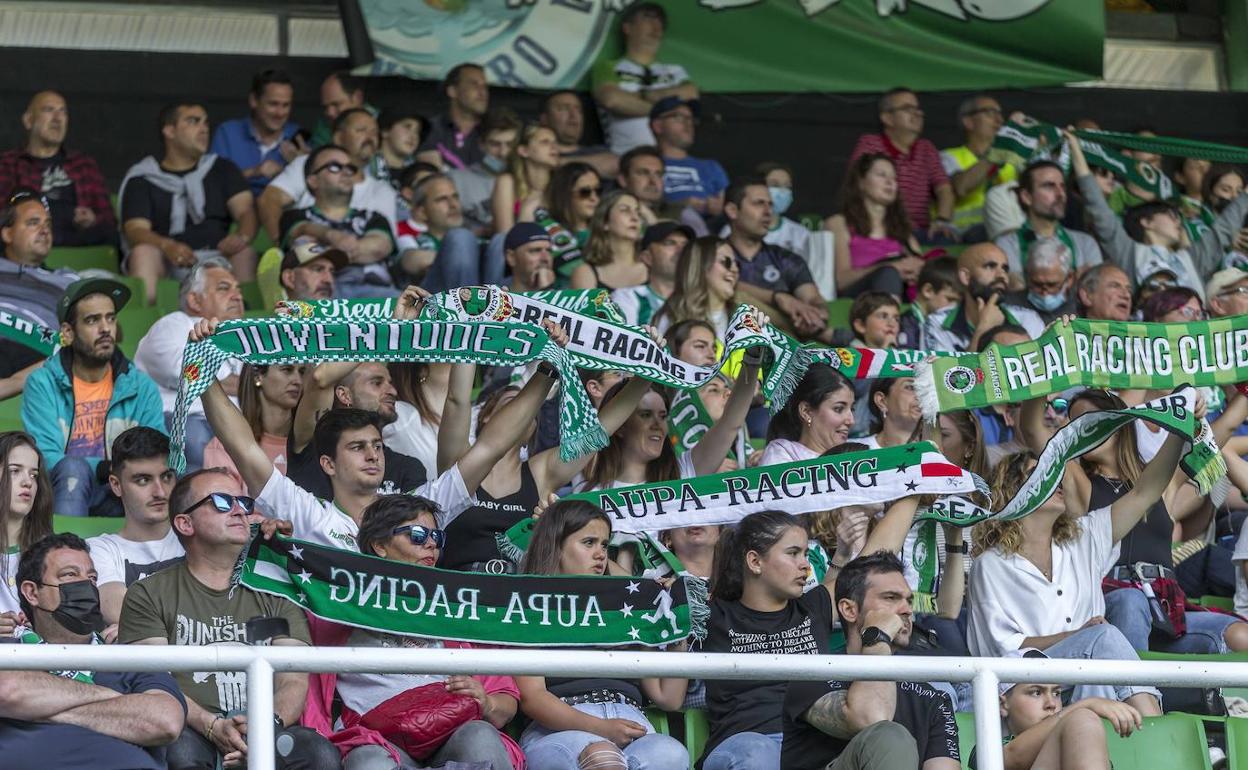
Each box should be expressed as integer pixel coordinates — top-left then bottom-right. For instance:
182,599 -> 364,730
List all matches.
45,579 -> 106,635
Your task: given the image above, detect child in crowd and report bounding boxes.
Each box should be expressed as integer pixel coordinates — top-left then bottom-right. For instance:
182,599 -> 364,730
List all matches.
899,256 -> 961,350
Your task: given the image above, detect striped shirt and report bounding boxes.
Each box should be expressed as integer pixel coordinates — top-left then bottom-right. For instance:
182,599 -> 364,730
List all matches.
849,133 -> 949,230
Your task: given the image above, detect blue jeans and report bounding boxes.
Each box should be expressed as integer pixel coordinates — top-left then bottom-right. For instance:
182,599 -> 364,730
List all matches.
701,731 -> 782,770
344,720 -> 513,770
520,701 -> 686,770
50,456 -> 121,517
421,228 -> 500,293
1105,585 -> 1238,654
336,266 -> 401,300
1041,623 -> 1162,704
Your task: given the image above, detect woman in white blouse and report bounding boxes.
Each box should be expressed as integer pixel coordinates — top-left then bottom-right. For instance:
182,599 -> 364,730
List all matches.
967,402 -> 1199,714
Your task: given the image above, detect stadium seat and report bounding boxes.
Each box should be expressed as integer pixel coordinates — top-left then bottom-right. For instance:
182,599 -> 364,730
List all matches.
1197,595 -> 1235,612
684,708 -> 709,768
1227,712 -> 1248,769
796,213 -> 823,232
45,245 -> 119,273
0,393 -> 23,432
1105,714 -> 1212,770
156,278 -> 181,315
646,707 -> 670,735
54,514 -> 123,537
240,280 -> 263,311
117,304 -> 161,359
955,711 -> 975,770
828,298 -> 852,329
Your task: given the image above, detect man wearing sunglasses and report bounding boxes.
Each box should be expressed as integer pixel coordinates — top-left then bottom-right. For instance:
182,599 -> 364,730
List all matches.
278,144 -> 398,299
260,108 -> 397,244
192,294 -> 572,553
2,533 -> 186,770
118,469 -> 339,770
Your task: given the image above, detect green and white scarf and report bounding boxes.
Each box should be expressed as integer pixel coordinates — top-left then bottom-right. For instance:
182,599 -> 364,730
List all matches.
0,313 -> 59,357
240,533 -> 692,648
170,317 -> 603,472
14,625 -> 100,682
914,388 -> 1224,528
915,316 -> 1248,418
563,442 -> 982,533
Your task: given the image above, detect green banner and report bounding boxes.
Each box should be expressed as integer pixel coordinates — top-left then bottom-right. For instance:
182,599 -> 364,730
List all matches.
352,0 -> 1102,92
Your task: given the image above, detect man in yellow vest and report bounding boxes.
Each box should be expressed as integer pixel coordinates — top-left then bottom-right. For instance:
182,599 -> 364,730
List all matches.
937,94 -> 1016,242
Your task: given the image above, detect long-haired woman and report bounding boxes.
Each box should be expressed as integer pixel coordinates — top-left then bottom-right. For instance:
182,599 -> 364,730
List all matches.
0,432 -> 53,631
651,236 -> 745,340
760,364 -> 856,465
491,123 -> 560,234
202,363 -> 305,492
570,190 -> 647,291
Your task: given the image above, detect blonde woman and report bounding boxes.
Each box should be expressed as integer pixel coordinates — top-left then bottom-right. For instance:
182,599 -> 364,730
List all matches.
569,190 -> 647,290
651,236 -> 746,340
490,123 -> 560,233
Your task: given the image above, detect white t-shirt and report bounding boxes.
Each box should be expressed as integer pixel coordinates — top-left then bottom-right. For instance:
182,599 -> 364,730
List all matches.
758,438 -> 817,467
87,530 -> 185,587
857,434 -> 881,450
1,548 -> 19,615
268,155 -> 399,232
254,465 -> 477,551
967,506 -> 1114,657
135,311 -> 243,415
382,401 -> 438,481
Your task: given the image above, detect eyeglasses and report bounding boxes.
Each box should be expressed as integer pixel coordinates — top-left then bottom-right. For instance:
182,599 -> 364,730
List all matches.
180,492 -> 256,516
575,185 -> 602,200
311,161 -> 358,176
1171,305 -> 1207,321
1046,397 -> 1069,415
715,255 -> 736,271
392,524 -> 446,549
1143,277 -> 1175,292
1218,286 -> 1248,298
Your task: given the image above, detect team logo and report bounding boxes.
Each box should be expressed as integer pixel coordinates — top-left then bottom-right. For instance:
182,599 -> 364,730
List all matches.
943,365 -> 982,394
453,286 -> 513,321
360,0 -> 615,89
740,312 -> 763,334
837,349 -> 855,368
275,301 -> 314,319
183,362 -> 203,383
762,265 -> 782,284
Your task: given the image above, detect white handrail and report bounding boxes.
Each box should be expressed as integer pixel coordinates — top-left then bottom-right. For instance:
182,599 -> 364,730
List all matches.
6,645 -> 1247,770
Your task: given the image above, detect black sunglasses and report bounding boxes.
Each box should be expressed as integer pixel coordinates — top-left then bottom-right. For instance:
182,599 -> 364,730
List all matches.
575,185 -> 603,200
181,492 -> 256,516
392,524 -> 446,549
312,161 -> 358,176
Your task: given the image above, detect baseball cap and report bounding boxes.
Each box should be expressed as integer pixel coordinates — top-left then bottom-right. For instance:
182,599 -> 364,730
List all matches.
1134,253 -> 1180,287
649,96 -> 701,123
1206,267 -> 1248,299
641,220 -> 696,252
58,277 -> 131,324
504,222 -> 551,252
620,1 -> 666,27
999,648 -> 1049,695
282,236 -> 348,271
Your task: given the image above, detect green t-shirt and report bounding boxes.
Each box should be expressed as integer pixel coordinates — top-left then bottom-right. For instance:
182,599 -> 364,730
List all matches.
118,561 -> 311,714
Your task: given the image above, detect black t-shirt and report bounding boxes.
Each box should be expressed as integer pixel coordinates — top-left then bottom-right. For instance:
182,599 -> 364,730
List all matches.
441,460 -> 539,573
120,157 -> 246,250
285,431 -> 427,500
278,206 -> 394,249
545,676 -> 644,706
694,586 -> 836,759
418,113 -> 483,170
35,150 -> 78,236
782,677 -> 960,770
0,669 -> 186,770
1089,474 -> 1173,568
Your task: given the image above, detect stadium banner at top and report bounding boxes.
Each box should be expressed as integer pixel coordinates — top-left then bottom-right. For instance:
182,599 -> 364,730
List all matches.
352,0 -> 1103,92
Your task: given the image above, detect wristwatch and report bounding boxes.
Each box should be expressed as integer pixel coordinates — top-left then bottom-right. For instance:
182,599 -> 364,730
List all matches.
946,541 -> 969,555
860,626 -> 893,648
535,361 -> 560,381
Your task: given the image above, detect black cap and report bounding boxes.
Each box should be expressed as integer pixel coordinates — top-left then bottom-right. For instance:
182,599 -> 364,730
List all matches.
504,222 -> 551,251
58,278 -> 131,324
649,96 -> 700,123
641,221 -> 695,252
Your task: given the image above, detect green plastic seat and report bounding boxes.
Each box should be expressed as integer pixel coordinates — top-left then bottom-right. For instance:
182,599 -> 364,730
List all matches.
54,514 -> 124,537
645,707 -> 670,736
827,298 -> 852,329
684,708 -> 709,769
45,245 -> 119,273
156,278 -> 181,315
116,304 -> 162,359
1198,595 -> 1234,612
0,393 -> 24,431
955,711 -> 975,770
240,280 -> 263,311
1105,714 -> 1211,770
1226,710 -> 1248,769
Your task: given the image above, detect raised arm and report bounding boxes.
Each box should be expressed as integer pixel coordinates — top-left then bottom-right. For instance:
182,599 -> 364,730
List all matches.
820,496 -> 921,597
1067,134 -> 1136,275
689,354 -> 762,477
436,362 -> 476,475
1110,424 -> 1189,543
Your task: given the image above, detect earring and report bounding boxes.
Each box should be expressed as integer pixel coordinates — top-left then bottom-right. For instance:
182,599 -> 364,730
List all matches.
254,380 -> 263,387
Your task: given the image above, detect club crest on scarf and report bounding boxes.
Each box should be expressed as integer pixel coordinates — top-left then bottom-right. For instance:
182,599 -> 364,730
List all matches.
449,286 -> 513,322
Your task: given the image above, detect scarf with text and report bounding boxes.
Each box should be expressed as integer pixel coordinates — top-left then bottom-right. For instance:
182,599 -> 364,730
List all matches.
563,443 -> 982,533
170,317 -> 602,473
915,316 -> 1248,418
279,288 -> 942,417
13,625 -> 100,683
913,388 -> 1224,528
240,534 -> 692,648
0,312 -> 58,356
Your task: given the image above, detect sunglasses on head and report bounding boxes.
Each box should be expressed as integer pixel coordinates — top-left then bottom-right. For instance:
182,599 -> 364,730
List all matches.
181,492 -> 256,516
312,161 -> 358,176
7,190 -> 49,208
392,524 -> 446,549
575,185 -> 603,200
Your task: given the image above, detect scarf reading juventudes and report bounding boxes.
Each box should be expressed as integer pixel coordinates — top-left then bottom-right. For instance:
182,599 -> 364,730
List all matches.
240,534 -> 693,648
170,317 -> 603,473
277,288 -> 942,415
915,316 -> 1248,418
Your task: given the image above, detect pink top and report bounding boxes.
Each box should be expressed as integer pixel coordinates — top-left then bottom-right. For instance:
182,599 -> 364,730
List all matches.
848,232 -> 906,269
202,433 -> 289,494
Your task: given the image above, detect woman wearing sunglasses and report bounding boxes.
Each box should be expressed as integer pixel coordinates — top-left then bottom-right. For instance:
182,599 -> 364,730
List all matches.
515,499 -> 688,770
302,495 -> 524,770
652,236 -> 750,341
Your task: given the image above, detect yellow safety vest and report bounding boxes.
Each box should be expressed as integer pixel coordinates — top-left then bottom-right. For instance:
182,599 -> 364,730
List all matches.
935,145 -> 1016,232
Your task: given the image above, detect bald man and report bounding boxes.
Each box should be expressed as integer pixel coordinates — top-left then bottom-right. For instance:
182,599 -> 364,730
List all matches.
0,91 -> 116,246
924,242 -> 1044,352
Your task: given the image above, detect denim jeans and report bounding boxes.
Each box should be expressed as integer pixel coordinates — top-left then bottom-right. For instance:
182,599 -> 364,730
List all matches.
1041,623 -> 1162,704
344,720 -> 513,770
1104,585 -> 1238,654
336,266 -> 402,300
701,731 -> 782,770
421,228 -> 501,294
520,701 -> 687,770
50,456 -> 121,517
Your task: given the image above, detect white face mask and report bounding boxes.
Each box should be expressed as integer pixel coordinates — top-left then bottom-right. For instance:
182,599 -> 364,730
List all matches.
768,186 -> 793,216
482,154 -> 507,174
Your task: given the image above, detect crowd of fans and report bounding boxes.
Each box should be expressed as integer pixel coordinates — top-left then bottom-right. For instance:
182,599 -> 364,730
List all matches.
2,2 -> 1248,769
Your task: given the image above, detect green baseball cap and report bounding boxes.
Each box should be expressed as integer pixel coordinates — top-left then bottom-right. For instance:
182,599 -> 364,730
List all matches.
58,277 -> 131,324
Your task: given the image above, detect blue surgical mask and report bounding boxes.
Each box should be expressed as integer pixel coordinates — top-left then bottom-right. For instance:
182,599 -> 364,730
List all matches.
1028,290 -> 1067,312
768,186 -> 793,216
482,154 -> 507,174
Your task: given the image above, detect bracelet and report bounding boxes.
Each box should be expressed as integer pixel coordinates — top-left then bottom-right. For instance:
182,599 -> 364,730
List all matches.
535,361 -> 560,381
205,715 -> 222,742
946,542 -> 969,555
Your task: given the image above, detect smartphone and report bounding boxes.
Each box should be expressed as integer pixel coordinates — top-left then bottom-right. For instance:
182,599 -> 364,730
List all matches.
246,616 -> 291,646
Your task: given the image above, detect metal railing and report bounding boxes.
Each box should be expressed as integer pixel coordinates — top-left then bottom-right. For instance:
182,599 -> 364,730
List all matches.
5,645 -> 1248,770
